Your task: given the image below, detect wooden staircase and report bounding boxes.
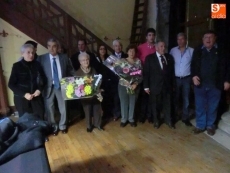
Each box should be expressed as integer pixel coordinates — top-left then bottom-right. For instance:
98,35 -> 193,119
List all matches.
130,0 -> 148,45
0,0 -> 114,56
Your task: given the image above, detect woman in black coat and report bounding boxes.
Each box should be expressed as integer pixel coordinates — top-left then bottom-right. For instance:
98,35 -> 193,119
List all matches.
8,44 -> 46,118
96,44 -> 116,121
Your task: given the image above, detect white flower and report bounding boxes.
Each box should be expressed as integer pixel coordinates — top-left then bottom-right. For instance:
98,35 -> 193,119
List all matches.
75,78 -> 85,85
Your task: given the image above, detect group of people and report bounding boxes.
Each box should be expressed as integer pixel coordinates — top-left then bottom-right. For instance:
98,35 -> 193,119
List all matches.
8,27 -> 230,137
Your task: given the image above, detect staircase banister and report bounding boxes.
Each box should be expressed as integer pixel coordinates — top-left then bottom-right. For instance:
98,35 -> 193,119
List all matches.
46,0 -> 114,53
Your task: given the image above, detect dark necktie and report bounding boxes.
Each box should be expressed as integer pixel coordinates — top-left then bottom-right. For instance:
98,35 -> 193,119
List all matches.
53,58 -> 60,89
160,55 -> 166,73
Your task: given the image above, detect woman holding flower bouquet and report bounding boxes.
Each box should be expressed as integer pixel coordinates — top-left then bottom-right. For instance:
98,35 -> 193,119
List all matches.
118,44 -> 143,127
76,53 -> 104,132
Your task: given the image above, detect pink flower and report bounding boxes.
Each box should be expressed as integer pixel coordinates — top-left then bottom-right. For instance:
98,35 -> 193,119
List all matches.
79,84 -> 84,90
81,90 -> 85,96
68,77 -> 75,83
123,67 -> 130,74
75,85 -> 86,97
75,88 -> 82,97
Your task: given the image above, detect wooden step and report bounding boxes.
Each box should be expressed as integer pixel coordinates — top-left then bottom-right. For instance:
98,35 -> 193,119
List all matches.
132,25 -> 142,29
218,120 -> 230,135
135,11 -> 144,15
133,18 -> 143,22
135,2 -> 145,8
130,33 -> 141,37
191,119 -> 230,150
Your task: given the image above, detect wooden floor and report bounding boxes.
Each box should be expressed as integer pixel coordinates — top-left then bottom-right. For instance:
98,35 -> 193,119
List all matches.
45,119 -> 230,173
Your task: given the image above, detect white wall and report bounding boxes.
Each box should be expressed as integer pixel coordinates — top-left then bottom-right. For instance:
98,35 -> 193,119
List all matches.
0,18 -> 47,106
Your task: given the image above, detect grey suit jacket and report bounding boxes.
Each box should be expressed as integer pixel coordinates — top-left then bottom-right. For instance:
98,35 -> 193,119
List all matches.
37,53 -> 75,98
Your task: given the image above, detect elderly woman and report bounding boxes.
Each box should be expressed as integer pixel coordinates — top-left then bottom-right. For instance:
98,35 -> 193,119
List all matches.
76,52 -> 103,132
8,44 -> 46,119
118,44 -> 143,127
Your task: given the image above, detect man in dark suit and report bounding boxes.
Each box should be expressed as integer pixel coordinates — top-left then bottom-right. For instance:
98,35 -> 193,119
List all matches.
144,40 -> 175,129
37,38 -> 75,135
70,39 -> 100,72
109,40 -> 128,121
112,39 -> 128,59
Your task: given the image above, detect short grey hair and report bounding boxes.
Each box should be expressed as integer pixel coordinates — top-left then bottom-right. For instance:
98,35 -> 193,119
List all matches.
47,38 -> 60,47
177,32 -> 187,39
112,39 -> 122,46
155,40 -> 165,46
78,52 -> 90,61
20,44 -> 34,53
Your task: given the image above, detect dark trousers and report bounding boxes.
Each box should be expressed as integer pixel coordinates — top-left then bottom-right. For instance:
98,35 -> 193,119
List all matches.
140,90 -> 151,119
175,76 -> 191,120
14,96 -> 44,119
81,98 -> 102,128
137,83 -> 151,121
101,80 -> 115,119
150,88 -> 171,124
111,84 -> 121,118
194,86 -> 221,130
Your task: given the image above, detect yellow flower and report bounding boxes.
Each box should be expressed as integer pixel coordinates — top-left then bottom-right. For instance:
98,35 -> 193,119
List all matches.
84,85 -> 92,95
66,84 -> 74,93
66,84 -> 74,98
66,92 -> 73,98
60,79 -> 65,85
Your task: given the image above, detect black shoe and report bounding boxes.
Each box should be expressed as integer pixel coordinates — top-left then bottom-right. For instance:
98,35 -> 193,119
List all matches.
45,137 -> 49,142
207,128 -> 216,136
113,116 -> 120,121
139,117 -> 145,123
193,127 -> 205,134
52,124 -> 58,136
53,131 -> 58,136
130,122 -> 137,127
167,122 -> 175,129
148,117 -> 153,124
61,129 -> 68,134
182,120 -> 193,127
120,122 -> 126,127
87,127 -> 93,132
154,121 -> 160,129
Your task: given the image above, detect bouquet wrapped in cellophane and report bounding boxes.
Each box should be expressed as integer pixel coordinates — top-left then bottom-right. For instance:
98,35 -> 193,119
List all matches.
60,75 -> 103,101
104,55 -> 142,94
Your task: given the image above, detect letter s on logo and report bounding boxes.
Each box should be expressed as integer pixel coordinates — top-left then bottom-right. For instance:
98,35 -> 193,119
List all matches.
211,4 -> 220,13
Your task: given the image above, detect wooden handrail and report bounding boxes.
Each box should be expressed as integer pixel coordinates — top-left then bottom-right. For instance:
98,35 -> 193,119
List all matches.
8,0 -> 114,56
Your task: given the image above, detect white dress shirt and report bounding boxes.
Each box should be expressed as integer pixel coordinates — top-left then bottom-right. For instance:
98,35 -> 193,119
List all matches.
49,54 -> 62,83
115,52 -> 122,58
156,51 -> 167,69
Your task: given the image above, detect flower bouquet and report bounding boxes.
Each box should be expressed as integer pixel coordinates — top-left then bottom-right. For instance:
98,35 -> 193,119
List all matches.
104,55 -> 142,94
60,74 -> 102,101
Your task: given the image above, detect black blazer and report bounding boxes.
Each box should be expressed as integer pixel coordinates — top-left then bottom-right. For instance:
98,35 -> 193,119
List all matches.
191,45 -> 230,90
8,59 -> 47,98
70,51 -> 101,73
143,52 -> 175,95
